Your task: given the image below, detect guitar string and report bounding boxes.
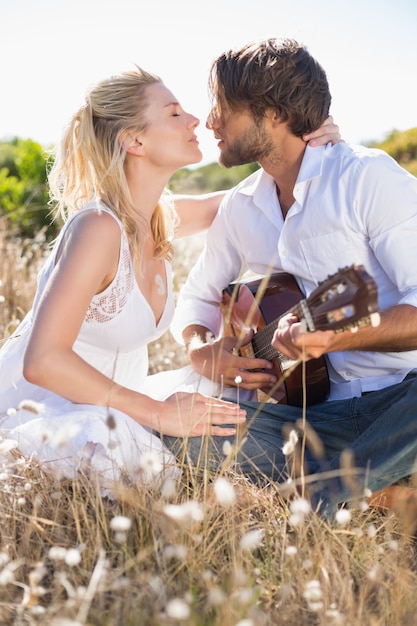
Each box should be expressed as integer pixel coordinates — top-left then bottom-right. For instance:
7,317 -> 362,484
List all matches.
251,311 -> 372,361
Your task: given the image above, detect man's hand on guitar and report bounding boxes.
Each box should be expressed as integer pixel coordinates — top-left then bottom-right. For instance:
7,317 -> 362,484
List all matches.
272,313 -> 335,361
185,325 -> 278,390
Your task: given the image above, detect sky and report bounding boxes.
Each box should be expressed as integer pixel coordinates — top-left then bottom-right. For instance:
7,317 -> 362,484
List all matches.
1,0 -> 416,165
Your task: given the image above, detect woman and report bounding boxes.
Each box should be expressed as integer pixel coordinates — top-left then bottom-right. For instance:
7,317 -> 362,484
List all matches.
0,66 -> 337,492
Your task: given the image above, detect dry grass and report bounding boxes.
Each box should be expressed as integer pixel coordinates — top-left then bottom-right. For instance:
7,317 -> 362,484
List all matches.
1,221 -> 417,625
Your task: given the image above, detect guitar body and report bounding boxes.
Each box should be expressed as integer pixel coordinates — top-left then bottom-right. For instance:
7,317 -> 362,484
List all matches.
222,273 -> 330,407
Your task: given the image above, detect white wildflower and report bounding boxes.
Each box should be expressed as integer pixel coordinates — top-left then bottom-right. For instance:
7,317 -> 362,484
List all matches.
48,547 -> 68,561
303,579 -> 322,602
18,400 -> 45,415
0,565 -> 15,586
335,508 -> 352,526
368,564 -> 382,582
40,428 -> 53,444
282,429 -> 299,456
359,499 -> 369,512
234,375 -> 243,384
148,575 -> 164,595
201,569 -> 214,582
165,597 -> 190,620
289,497 -> 311,526
324,608 -> 346,624
303,579 -> 323,611
163,500 -> 204,528
6,408 -> 16,416
239,528 -> 264,552
236,587 -> 254,604
289,512 -> 305,527
0,438 -> 19,454
138,451 -> 163,478
234,567 -> 247,586
290,497 -> 311,516
388,540 -> 399,551
367,523 -> 377,538
110,516 -> 132,532
222,440 -> 233,456
207,586 -> 226,606
29,562 -> 47,585
30,606 -> 46,616
164,544 -> 188,561
16,497 -> 26,507
64,549 -> 82,567
285,545 -> 298,556
24,482 -> 32,491
161,476 -> 177,499
52,422 -> 81,448
213,477 -> 236,507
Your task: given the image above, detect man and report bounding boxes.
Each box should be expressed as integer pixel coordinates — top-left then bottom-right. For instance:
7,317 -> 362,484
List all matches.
168,38 -> 417,514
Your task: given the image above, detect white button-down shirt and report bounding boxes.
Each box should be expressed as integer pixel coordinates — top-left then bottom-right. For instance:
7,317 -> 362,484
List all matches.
171,142 -> 417,399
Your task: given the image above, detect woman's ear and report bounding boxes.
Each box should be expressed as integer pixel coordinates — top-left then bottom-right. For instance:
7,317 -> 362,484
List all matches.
119,131 -> 144,155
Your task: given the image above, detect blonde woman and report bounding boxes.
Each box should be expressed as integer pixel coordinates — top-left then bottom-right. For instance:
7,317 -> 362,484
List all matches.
0,66 -> 337,491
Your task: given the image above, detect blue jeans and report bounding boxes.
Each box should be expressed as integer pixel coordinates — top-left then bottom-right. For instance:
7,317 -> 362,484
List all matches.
163,373 -> 417,513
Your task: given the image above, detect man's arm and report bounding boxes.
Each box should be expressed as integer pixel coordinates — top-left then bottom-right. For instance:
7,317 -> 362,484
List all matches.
171,181 -> 281,392
182,323 -> 277,391
273,304 -> 417,362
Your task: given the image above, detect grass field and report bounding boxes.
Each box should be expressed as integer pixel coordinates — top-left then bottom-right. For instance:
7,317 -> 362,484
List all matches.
1,222 -> 417,626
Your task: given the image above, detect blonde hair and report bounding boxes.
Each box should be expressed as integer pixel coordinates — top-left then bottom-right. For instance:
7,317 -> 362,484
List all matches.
48,66 -> 177,261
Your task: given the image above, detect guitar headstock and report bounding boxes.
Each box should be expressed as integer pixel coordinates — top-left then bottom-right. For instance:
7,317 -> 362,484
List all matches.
301,264 -> 380,333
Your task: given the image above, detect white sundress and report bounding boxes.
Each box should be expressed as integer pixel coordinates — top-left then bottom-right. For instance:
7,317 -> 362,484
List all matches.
0,202 -> 184,492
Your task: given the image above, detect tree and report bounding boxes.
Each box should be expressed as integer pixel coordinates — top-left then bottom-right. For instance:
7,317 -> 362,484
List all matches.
0,137 -> 57,239
369,127 -> 417,177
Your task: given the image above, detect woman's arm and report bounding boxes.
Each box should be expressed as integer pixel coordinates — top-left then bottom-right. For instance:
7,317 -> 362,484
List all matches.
173,191 -> 226,238
23,210 -> 245,436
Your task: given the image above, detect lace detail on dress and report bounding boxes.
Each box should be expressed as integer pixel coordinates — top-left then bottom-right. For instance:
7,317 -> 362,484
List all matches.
85,233 -> 135,324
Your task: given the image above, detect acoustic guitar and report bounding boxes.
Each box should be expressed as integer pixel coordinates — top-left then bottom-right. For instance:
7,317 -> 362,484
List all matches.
221,264 -> 380,407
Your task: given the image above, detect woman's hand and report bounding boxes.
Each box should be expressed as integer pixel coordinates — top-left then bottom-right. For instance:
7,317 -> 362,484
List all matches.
303,115 -> 341,146
160,392 -> 246,438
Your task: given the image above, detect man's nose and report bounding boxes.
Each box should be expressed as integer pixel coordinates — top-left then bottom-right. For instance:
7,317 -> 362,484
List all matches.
206,108 -> 219,130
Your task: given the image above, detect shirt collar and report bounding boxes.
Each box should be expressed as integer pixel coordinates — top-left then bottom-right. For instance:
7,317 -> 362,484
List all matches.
235,143 -> 328,211
296,143 -> 327,185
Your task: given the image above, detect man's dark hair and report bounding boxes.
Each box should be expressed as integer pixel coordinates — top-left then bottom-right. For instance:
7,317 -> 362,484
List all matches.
209,38 -> 331,136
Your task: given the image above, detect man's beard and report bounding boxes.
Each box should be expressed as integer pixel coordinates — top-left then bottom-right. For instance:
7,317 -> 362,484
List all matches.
219,122 -> 274,168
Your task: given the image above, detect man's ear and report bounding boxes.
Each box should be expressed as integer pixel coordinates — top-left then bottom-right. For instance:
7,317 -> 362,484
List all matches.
119,131 -> 145,155
269,108 -> 283,128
